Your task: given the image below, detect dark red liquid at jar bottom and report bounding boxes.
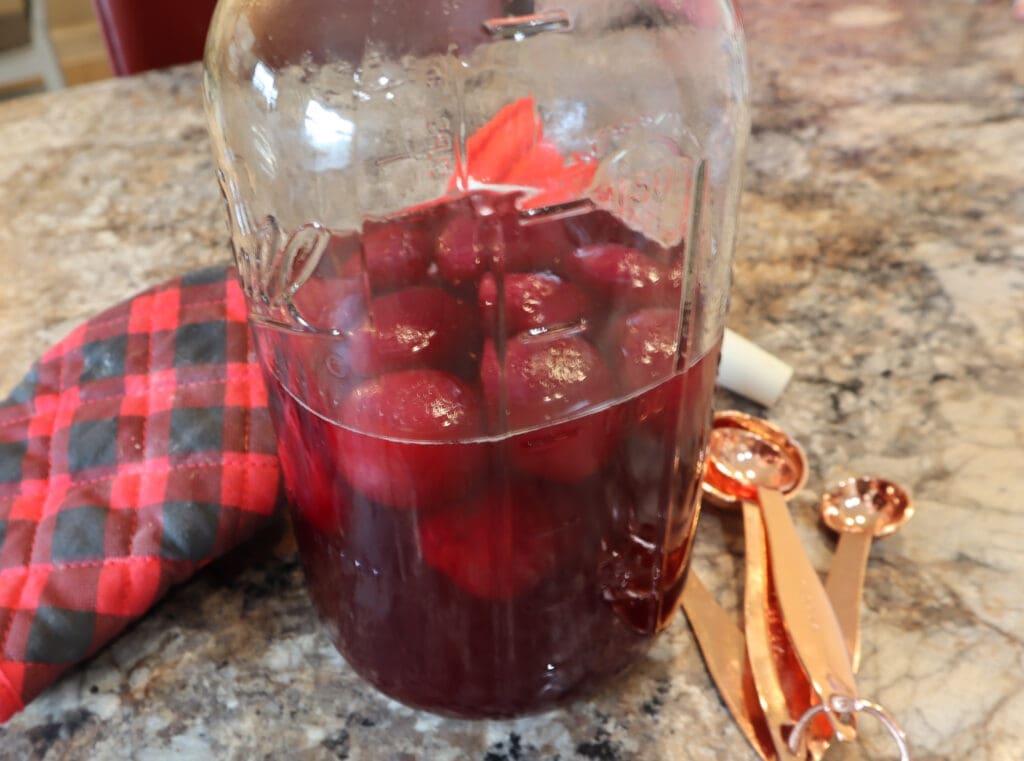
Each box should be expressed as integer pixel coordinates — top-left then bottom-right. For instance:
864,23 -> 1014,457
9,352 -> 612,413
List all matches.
256,191 -> 721,717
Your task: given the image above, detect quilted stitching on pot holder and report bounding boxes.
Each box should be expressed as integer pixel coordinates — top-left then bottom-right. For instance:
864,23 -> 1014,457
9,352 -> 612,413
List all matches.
0,266 -> 281,723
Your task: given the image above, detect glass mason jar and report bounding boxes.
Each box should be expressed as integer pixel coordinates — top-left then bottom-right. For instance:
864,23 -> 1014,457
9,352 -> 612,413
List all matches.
204,0 -> 749,718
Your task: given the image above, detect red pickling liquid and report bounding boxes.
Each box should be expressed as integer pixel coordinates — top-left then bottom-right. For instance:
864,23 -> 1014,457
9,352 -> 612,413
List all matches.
255,191 -> 720,717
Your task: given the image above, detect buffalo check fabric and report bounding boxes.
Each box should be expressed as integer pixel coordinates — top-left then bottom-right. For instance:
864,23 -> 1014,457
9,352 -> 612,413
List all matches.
0,266 -> 281,723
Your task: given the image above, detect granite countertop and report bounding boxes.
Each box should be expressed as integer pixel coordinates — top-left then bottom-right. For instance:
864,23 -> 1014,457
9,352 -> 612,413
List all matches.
1,1 -> 1022,759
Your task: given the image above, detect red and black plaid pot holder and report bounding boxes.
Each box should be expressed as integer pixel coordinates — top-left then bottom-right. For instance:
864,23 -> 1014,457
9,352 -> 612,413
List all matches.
0,266 -> 281,723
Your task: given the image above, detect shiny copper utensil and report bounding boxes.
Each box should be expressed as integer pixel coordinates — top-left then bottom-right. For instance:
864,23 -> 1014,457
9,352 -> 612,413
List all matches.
741,510 -> 810,760
703,412 -> 818,758
704,412 -> 858,742
702,412 -> 807,510
755,486 -> 859,743
700,412 -> 912,759
821,477 -> 913,671
681,572 -> 782,760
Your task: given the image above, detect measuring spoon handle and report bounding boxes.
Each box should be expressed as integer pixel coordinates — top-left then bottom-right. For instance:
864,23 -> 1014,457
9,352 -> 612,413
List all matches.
824,532 -> 873,673
682,572 -> 783,761
756,487 -> 859,742
742,501 -> 807,760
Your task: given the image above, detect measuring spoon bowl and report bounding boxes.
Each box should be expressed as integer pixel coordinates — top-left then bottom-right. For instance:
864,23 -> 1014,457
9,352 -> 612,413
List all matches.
822,477 -> 913,672
820,477 -> 913,539
702,411 -> 808,509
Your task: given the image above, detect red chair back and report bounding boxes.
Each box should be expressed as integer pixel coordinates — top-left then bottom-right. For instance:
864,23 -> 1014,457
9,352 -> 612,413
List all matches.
92,0 -> 219,76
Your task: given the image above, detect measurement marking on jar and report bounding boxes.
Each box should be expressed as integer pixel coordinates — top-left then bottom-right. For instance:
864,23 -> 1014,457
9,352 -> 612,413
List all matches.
483,10 -> 571,39
425,116 -> 454,180
520,198 -> 595,225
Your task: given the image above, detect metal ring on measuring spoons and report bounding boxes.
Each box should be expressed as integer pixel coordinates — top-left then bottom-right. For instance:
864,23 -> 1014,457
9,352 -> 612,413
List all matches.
788,694 -> 912,760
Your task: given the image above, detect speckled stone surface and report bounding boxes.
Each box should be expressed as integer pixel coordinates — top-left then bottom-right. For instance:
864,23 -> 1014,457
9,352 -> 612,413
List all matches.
1,1 -> 1023,759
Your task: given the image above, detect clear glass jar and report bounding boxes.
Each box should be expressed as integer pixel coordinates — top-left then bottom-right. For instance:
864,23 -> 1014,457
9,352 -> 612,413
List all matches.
204,0 -> 749,718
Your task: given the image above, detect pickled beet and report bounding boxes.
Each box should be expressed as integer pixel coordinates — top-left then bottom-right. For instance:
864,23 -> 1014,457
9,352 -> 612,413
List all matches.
516,219 -> 576,272
345,286 -> 477,377
435,214 -> 486,286
566,244 -> 680,308
289,276 -> 366,333
435,211 -> 535,287
480,335 -> 619,482
478,272 -> 593,336
330,223 -> 432,292
607,308 -> 722,435
336,370 -> 485,510
419,484 -> 564,600
360,221 -> 432,290
608,307 -> 679,392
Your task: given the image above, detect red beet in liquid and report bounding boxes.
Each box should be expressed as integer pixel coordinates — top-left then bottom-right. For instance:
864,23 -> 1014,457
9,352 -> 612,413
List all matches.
256,191 -> 719,717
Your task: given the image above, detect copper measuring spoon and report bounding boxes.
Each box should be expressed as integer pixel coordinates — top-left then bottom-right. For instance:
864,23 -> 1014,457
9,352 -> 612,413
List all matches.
702,412 -> 911,759
702,412 -> 823,758
704,411 -> 858,741
681,572 -> 780,760
821,477 -> 913,671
